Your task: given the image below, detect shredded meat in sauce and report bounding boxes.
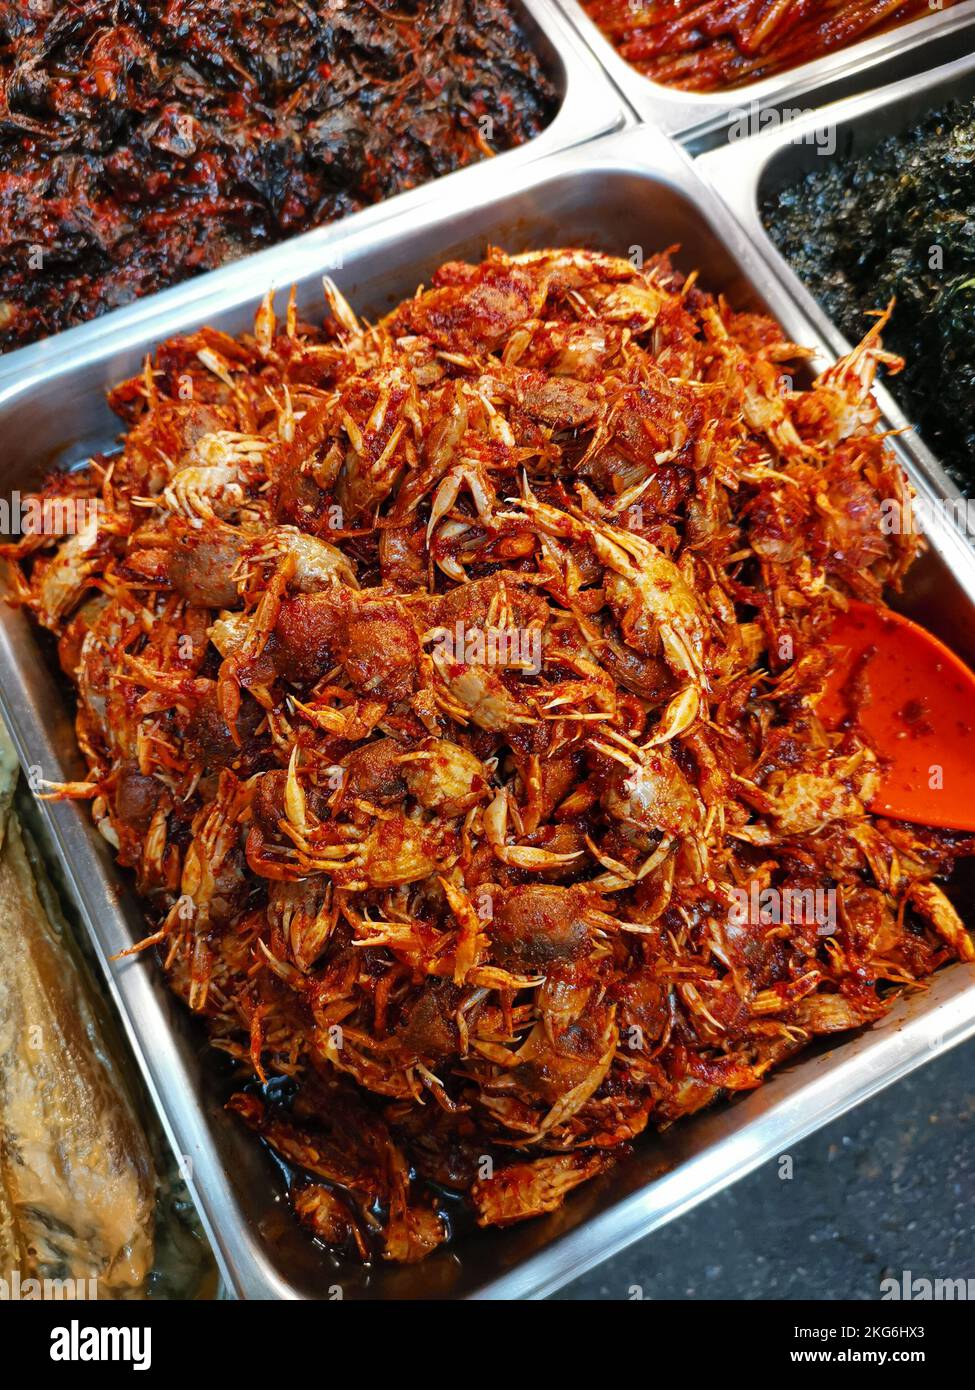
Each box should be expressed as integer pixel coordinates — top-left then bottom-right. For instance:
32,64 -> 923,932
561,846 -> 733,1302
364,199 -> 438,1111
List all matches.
0,0 -> 555,352
583,0 -> 960,92
6,247 -> 973,1265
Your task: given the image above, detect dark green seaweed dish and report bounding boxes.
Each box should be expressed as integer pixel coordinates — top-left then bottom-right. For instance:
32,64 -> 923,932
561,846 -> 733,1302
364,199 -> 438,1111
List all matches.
762,101 -> 975,493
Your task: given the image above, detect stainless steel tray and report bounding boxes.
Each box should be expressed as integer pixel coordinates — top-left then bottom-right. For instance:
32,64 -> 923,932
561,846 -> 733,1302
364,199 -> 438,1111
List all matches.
555,0 -> 975,148
698,48 -> 975,524
2,123 -> 975,1301
0,0 -> 625,395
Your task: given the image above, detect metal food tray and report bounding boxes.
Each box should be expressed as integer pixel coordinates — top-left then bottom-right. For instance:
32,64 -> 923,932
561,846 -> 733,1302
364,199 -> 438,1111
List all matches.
2,122 -> 975,1301
555,0 -> 975,148
697,47 -> 975,522
0,0 -> 625,396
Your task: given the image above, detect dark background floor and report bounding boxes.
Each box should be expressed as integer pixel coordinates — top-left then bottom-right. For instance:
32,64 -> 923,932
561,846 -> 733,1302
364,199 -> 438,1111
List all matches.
554,1036 -> 975,1300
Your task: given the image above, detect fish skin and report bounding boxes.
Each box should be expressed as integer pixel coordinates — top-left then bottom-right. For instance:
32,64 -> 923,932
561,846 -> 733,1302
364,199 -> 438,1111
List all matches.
0,811 -> 155,1294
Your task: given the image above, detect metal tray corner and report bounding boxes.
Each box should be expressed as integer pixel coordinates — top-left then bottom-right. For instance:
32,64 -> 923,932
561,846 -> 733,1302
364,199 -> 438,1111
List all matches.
554,0 -> 975,150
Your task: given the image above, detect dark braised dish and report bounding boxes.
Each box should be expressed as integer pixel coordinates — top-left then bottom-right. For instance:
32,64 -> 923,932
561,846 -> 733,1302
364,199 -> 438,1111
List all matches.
0,0 -> 555,353
4,248 -> 973,1266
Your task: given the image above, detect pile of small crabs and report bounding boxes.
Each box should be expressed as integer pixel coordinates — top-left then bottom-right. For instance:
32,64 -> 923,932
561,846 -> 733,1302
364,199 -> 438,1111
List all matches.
6,247 -> 974,1265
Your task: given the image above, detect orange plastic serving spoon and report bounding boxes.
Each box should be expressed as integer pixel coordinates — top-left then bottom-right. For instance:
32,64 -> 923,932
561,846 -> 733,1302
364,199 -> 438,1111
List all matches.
819,600 -> 975,832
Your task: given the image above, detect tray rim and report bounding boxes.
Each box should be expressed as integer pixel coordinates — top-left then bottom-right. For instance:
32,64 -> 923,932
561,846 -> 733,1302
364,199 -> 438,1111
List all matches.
553,0 -> 975,144
696,45 -> 975,535
1,120 -> 975,1300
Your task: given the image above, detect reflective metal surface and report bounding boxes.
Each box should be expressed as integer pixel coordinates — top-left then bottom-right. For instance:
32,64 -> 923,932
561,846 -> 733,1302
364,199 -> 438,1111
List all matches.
0,0 -> 625,394
1,121 -> 974,1301
698,49 -> 975,524
554,0 -> 975,148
